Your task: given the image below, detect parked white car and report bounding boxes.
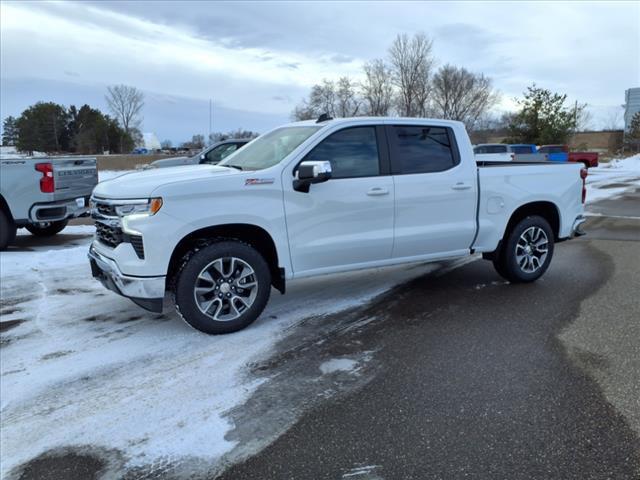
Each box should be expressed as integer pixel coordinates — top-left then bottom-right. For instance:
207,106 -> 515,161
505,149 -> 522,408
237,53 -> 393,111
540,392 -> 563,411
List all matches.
89,117 -> 587,334
474,143 -> 547,162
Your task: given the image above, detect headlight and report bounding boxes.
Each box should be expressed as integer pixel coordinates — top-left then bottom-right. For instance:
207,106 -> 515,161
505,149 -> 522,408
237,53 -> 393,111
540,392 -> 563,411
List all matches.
115,198 -> 163,217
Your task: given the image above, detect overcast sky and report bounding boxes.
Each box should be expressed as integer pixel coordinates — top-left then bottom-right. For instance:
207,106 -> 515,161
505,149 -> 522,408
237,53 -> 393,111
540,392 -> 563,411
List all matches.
1,0 -> 639,143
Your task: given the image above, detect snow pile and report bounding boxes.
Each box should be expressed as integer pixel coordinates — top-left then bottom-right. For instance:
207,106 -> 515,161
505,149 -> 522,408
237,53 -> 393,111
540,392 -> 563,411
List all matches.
598,154 -> 640,171
586,154 -> 640,204
0,228 -> 444,476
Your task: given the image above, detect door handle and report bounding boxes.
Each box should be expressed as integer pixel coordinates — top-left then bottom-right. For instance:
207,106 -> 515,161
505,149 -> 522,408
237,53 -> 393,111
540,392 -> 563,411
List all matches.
451,182 -> 472,191
366,187 -> 389,196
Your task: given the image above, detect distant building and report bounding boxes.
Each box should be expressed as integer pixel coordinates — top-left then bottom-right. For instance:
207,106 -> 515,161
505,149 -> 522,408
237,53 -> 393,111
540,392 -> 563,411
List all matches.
139,132 -> 161,151
624,87 -> 640,131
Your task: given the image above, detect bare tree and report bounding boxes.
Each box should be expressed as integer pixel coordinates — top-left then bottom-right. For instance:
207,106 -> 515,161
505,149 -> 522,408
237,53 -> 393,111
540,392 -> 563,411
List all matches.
431,64 -> 499,130
291,77 -> 362,120
335,77 -> 361,117
361,59 -> 394,116
105,85 -> 144,134
388,33 -> 435,117
602,107 -> 624,131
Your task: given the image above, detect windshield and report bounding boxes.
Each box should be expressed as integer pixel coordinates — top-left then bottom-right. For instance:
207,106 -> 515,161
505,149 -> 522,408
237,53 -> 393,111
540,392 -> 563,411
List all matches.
220,126 -> 321,170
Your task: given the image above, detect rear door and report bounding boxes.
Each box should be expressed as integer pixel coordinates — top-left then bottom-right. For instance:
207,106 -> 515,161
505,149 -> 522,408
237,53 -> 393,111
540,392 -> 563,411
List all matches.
387,124 -> 477,259
285,125 -> 395,275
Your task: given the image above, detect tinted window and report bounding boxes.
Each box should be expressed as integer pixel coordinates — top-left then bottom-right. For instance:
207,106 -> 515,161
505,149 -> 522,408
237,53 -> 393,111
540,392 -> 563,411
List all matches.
204,143 -> 238,164
510,145 -> 532,154
391,126 -> 456,174
304,127 -> 380,179
474,145 -> 508,154
539,146 -> 565,154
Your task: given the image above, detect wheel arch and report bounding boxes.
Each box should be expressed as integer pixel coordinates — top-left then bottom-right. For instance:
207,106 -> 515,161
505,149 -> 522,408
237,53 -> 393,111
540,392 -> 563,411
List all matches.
504,201 -> 560,241
484,201 -> 560,261
168,223 -> 285,294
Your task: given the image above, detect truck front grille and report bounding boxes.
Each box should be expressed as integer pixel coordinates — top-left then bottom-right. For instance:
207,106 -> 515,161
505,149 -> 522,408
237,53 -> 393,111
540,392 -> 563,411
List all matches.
95,221 -> 123,248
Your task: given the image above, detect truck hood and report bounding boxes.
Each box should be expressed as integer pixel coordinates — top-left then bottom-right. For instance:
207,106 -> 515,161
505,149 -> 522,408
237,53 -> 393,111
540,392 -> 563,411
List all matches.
93,165 -> 238,198
149,156 -> 197,168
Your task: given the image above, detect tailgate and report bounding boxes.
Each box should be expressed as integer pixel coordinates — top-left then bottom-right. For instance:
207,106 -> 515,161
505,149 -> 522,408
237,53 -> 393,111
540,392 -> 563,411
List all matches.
53,157 -> 99,199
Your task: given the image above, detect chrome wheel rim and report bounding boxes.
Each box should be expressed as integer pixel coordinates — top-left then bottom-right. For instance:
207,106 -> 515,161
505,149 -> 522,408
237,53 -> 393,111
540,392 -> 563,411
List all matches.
515,226 -> 549,273
193,257 -> 258,321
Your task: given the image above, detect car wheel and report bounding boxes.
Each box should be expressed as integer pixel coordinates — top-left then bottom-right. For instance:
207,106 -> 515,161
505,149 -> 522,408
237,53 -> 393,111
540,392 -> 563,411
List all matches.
497,215 -> 554,283
0,209 -> 17,250
25,219 -> 68,237
174,241 -> 271,334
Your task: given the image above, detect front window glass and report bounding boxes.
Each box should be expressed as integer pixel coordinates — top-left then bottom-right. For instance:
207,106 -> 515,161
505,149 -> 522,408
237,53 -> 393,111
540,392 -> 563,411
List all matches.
220,127 -> 320,171
303,127 -> 380,179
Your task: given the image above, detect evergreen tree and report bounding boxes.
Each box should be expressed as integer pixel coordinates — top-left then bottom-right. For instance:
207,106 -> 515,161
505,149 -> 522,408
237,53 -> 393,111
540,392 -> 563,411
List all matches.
2,116 -> 19,146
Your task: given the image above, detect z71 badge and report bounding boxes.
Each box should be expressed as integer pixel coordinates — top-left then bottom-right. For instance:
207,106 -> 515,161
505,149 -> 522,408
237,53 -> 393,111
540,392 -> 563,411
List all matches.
245,178 -> 275,185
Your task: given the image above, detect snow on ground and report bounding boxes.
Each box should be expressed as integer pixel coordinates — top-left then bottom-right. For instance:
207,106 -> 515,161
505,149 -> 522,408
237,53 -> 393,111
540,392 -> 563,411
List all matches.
586,154 -> 640,205
0,227 -> 447,477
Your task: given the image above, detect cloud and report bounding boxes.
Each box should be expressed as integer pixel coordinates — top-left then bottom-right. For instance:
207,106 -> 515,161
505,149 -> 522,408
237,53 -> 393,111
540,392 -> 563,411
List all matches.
1,0 -> 638,132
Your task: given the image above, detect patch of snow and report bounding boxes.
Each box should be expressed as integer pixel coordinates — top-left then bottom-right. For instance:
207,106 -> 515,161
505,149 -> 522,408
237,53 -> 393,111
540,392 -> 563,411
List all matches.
320,358 -> 360,375
342,464 -> 381,478
586,154 -> 640,204
0,232 -> 452,476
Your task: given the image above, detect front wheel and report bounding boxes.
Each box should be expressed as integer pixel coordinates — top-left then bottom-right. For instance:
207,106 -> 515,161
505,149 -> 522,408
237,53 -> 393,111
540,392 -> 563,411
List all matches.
493,215 -> 554,283
174,241 -> 271,334
25,219 -> 68,237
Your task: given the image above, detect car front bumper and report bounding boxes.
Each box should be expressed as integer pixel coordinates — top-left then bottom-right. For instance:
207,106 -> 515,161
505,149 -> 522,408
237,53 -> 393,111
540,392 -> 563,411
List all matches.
88,244 -> 165,313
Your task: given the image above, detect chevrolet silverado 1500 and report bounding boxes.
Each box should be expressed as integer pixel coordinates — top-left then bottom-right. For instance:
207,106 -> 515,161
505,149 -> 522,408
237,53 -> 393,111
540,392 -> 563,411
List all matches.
0,156 -> 98,249
89,117 -> 587,334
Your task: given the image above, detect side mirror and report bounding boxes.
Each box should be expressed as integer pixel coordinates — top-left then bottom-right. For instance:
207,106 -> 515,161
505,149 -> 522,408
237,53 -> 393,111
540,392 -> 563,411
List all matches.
293,161 -> 332,193
200,154 -> 206,161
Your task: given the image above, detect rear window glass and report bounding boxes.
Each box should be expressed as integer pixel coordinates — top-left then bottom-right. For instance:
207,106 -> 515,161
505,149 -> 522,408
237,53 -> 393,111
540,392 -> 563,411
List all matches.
539,146 -> 565,154
510,146 -> 532,154
474,145 -> 507,154
389,126 -> 456,174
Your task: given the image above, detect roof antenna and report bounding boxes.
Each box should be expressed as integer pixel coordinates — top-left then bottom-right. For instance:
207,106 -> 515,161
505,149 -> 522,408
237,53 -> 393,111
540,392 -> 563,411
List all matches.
316,113 -> 333,123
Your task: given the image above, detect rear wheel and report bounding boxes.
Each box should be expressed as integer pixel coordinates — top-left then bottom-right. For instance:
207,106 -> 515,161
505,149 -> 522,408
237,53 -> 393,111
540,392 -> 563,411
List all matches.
493,215 -> 554,283
0,209 -> 17,250
174,241 -> 271,334
25,219 -> 68,237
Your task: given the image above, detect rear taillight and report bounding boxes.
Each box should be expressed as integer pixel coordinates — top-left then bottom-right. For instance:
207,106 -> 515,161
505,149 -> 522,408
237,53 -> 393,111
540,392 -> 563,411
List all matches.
35,163 -> 55,193
580,168 -> 588,204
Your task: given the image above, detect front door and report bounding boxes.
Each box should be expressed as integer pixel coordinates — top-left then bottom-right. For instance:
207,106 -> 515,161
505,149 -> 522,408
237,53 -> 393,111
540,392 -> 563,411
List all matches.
284,126 -> 395,275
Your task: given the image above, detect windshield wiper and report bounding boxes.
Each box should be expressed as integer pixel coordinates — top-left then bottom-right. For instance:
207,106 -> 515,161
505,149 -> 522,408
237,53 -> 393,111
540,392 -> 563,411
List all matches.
224,164 -> 243,171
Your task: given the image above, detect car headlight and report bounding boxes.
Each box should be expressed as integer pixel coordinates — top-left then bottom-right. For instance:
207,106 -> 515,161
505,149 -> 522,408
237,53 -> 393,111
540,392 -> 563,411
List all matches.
115,198 -> 163,217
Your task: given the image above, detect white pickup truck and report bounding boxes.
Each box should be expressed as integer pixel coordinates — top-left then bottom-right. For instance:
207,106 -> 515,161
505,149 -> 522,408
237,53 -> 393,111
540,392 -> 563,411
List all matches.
89,117 -> 587,334
0,156 -> 98,249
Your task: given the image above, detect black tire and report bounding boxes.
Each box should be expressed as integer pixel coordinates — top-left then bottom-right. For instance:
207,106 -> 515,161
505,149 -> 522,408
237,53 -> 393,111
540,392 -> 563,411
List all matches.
494,215 -> 554,283
0,209 -> 17,250
174,241 -> 271,334
25,219 -> 68,237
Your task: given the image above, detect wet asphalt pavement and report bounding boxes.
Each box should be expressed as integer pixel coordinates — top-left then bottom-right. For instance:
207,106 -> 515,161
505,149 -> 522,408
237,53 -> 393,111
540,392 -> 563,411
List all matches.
6,189 -> 640,480
215,194 -> 640,480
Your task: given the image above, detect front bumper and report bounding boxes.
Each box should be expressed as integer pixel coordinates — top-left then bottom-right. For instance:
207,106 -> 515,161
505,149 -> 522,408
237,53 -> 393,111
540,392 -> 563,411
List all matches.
88,245 -> 165,313
29,196 -> 91,222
